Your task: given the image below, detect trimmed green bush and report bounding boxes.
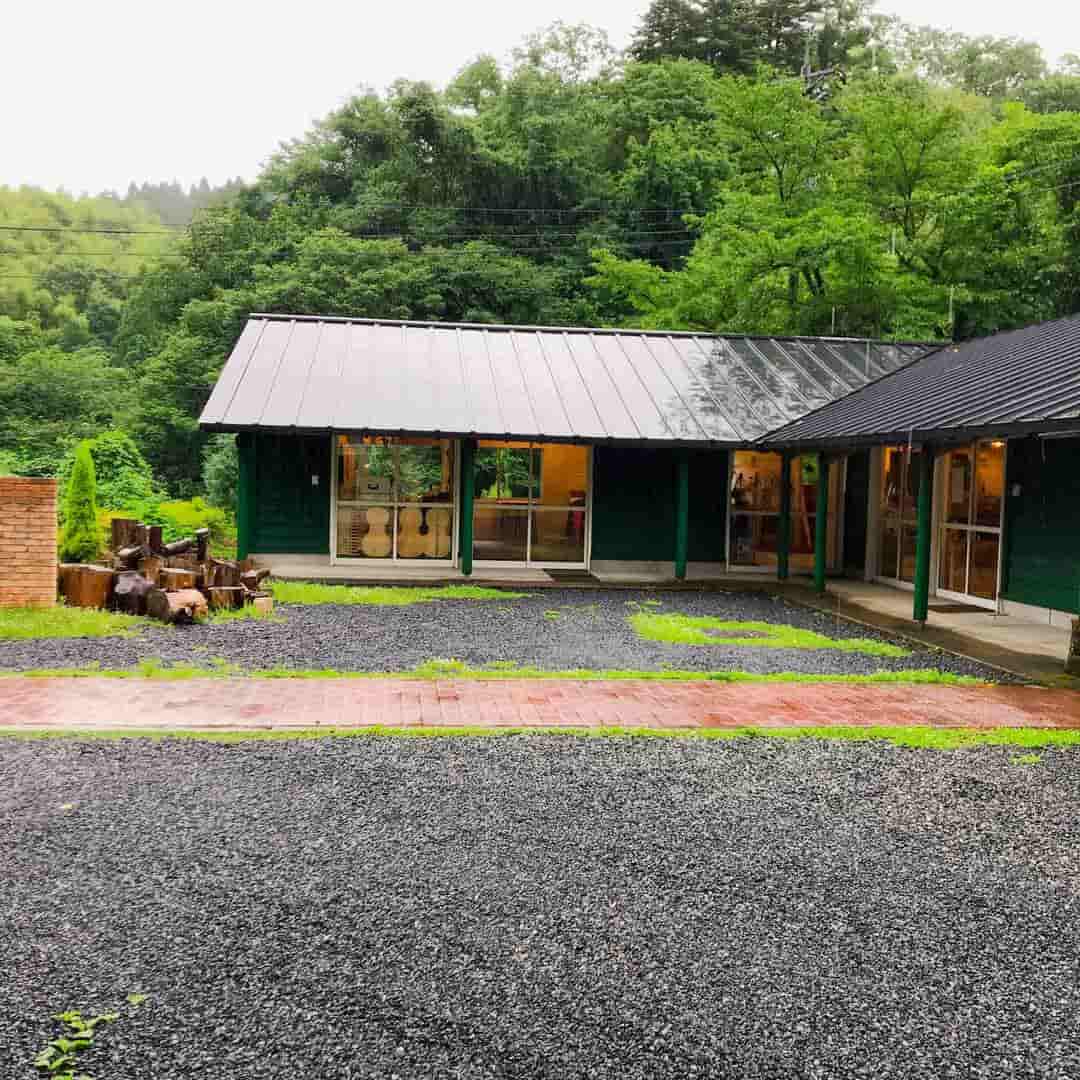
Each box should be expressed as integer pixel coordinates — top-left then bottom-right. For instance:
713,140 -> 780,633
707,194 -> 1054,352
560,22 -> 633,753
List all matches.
59,429 -> 154,511
59,442 -> 101,563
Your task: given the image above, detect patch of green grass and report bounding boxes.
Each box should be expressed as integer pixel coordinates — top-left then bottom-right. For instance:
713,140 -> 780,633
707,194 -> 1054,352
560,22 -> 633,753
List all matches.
4,725 -> 1079,750
268,580 -> 527,606
630,612 -> 910,657
0,605 -> 147,641
2,658 -> 980,685
1011,751 -> 1043,765
543,610 -> 561,621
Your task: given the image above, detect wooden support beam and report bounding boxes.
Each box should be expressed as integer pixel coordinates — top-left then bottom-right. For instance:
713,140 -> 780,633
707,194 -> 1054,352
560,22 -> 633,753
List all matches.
459,439 -> 476,577
913,446 -> 935,624
674,454 -> 689,581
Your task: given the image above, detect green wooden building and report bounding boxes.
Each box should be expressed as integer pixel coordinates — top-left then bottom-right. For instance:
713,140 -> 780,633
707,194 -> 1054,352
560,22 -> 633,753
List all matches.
200,312 -> 1080,628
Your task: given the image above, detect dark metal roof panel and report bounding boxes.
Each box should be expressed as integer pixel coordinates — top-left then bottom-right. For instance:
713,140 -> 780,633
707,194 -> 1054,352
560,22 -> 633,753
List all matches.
768,313 -> 1080,446
200,314 -> 937,444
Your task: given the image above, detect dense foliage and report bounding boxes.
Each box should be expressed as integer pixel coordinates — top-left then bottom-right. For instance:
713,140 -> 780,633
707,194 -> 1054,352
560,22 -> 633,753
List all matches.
2,4 -> 1079,499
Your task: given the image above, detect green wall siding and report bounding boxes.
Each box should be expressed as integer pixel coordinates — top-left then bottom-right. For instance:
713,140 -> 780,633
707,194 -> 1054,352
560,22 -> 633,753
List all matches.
591,446 -> 727,563
251,434 -> 331,555
1002,437 -> 1080,614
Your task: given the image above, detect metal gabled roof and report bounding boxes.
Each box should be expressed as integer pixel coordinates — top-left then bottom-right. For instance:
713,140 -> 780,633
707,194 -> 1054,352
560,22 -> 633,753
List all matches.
767,313 -> 1080,448
199,314 -> 933,446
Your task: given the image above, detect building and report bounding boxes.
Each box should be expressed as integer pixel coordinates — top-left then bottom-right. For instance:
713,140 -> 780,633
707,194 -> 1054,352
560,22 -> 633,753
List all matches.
199,311 -> 1080,628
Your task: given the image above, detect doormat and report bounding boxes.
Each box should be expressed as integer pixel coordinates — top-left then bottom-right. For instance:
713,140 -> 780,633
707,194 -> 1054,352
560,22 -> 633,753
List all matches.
927,601 -> 989,614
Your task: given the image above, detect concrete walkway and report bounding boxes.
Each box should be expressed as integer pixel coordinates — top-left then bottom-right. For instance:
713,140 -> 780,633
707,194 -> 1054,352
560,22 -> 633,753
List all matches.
3,677 -> 1080,732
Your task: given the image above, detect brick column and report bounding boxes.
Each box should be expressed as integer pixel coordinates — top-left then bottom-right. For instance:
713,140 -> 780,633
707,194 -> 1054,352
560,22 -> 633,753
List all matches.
0,477 -> 58,607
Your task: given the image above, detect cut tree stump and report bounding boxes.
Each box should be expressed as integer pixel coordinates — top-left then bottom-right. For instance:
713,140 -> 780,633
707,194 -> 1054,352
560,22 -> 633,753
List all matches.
133,524 -> 150,548
161,568 -> 198,591
114,571 -> 155,615
251,594 -> 274,616
240,568 -> 271,593
210,559 -> 241,588
195,528 -> 210,562
146,587 -> 208,624
110,518 -> 139,552
137,555 -> 164,586
147,525 -> 164,553
162,537 -> 194,557
116,544 -> 149,569
208,586 -> 245,610
59,564 -> 115,609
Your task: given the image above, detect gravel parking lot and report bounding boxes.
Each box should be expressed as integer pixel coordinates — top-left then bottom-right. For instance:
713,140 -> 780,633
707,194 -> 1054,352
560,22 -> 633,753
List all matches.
2,734 -> 1078,1078
0,589 -> 1011,680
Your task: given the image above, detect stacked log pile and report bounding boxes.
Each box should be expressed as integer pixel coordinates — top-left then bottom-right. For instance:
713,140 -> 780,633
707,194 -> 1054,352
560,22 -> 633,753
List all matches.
58,518 -> 272,623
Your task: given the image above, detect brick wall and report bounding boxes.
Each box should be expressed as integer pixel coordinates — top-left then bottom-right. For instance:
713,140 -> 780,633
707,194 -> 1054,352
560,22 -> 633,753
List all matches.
0,477 -> 58,607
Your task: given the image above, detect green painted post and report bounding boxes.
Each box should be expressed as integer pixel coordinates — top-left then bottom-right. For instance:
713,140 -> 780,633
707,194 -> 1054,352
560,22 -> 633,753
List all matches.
913,446 -> 935,624
674,453 -> 690,580
813,452 -> 829,593
459,439 -> 476,576
777,451 -> 792,581
236,432 -> 255,561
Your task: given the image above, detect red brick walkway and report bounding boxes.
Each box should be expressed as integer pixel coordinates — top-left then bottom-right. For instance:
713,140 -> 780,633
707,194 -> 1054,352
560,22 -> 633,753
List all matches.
2,677 -> 1080,732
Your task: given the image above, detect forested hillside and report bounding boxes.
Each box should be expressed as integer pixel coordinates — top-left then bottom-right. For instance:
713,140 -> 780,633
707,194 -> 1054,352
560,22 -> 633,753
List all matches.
3,2 -> 1080,503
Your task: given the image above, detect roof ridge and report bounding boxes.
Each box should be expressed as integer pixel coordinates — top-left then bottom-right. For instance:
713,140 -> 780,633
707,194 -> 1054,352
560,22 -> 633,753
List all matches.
245,312 -> 939,348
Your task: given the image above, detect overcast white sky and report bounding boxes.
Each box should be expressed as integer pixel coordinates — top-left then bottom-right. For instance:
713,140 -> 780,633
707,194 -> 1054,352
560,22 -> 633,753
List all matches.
2,0 -> 1077,195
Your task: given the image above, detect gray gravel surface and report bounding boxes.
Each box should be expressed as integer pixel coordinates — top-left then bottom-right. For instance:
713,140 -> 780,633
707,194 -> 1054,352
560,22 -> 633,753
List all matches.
2,735 -> 1078,1078
0,589 -> 1014,680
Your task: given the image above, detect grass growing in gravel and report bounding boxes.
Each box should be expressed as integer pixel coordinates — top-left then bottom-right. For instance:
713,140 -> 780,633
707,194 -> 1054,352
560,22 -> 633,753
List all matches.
268,580 -> 526,605
206,605 -> 283,625
0,605 -> 147,641
1,658 -> 982,685
630,612 -> 909,657
4,725 -> 1079,750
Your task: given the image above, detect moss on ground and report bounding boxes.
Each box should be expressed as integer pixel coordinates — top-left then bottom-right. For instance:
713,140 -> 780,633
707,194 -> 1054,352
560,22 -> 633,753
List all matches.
0,606 -> 147,641
268,581 -> 526,605
629,612 -> 909,657
2,725 -> 1077,750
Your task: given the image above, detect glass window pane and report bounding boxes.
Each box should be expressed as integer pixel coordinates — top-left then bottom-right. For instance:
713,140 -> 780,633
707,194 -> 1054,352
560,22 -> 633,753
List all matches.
969,531 -> 1000,600
882,447 -> 904,515
899,524 -> 919,583
730,512 -> 779,566
337,437 -> 394,503
397,505 -> 452,559
944,449 -> 973,525
398,439 -> 455,503
939,528 -> 969,593
731,451 -> 783,513
472,506 -> 527,561
475,443 -> 532,501
530,508 -> 586,563
337,505 -> 393,558
533,444 -> 588,508
974,441 -> 1004,527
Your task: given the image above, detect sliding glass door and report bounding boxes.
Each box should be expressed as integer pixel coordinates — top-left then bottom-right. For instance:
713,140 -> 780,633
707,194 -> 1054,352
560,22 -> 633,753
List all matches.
876,445 -> 922,585
937,441 -> 1004,607
334,436 -> 456,561
472,441 -> 589,566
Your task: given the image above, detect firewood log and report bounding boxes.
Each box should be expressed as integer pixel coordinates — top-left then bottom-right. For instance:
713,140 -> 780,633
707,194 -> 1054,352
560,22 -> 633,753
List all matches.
146,587 -> 208,624
58,564 -> 115,609
137,555 -> 164,587
240,568 -> 271,593
161,567 -> 198,591
116,544 -> 149,569
113,571 -> 155,615
147,525 -> 164,553
134,524 -> 150,548
162,537 -> 195,557
208,586 -> 246,610
110,518 -> 139,553
210,558 -> 241,588
195,528 -> 210,562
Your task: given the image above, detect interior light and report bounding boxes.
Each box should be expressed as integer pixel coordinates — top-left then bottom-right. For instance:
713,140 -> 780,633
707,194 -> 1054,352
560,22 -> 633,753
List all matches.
990,440 -> 1004,448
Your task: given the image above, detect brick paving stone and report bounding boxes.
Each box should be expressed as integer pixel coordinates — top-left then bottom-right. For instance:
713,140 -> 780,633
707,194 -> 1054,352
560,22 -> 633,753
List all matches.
3,677 -> 1080,732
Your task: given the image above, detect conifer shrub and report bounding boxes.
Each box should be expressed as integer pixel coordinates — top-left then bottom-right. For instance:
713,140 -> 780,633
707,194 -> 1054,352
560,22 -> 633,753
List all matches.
59,441 -> 101,563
